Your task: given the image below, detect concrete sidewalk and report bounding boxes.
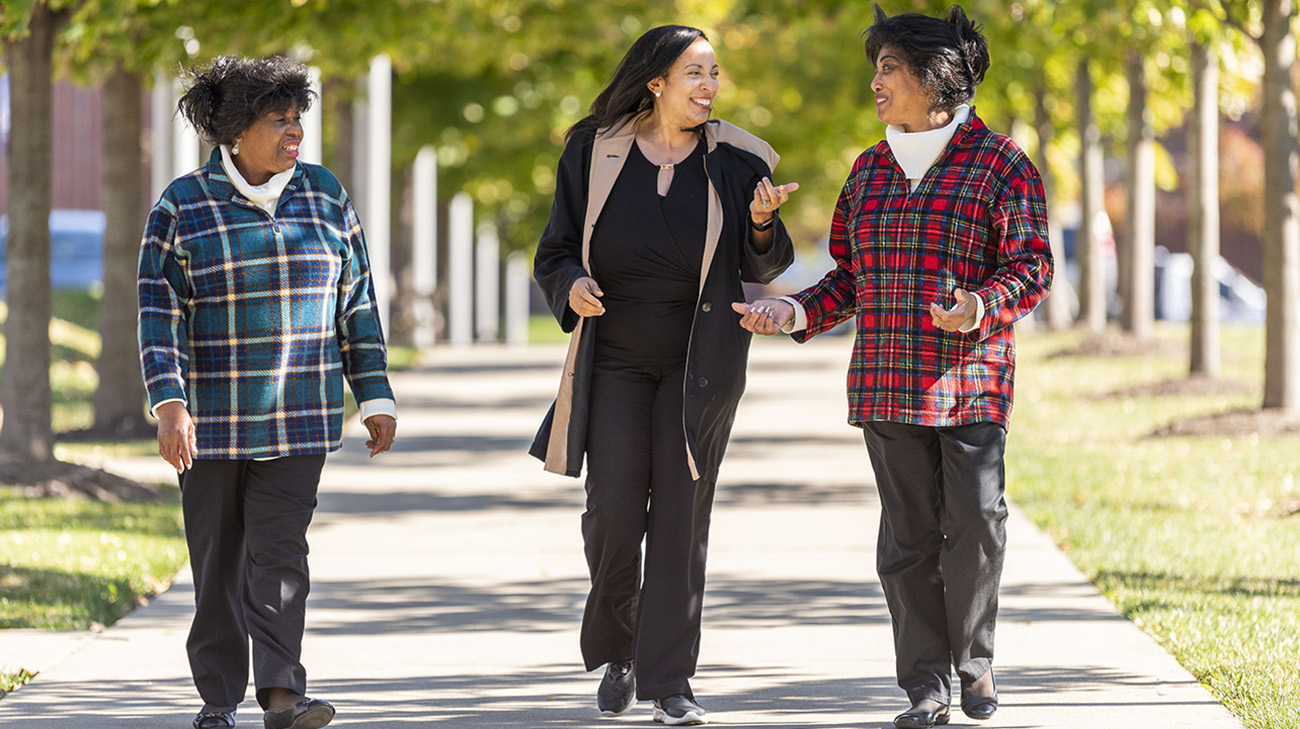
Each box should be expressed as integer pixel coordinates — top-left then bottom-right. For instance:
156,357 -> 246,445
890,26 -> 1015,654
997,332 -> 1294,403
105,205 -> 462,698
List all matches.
0,338 -> 1243,728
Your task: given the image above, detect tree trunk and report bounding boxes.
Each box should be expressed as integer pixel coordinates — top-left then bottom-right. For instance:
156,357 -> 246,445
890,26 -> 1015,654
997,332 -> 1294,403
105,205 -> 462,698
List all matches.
0,5 -> 59,460
1034,82 -> 1072,330
1188,40 -> 1221,378
1261,0 -> 1300,411
1076,60 -> 1107,332
1121,49 -> 1155,341
93,67 -> 150,434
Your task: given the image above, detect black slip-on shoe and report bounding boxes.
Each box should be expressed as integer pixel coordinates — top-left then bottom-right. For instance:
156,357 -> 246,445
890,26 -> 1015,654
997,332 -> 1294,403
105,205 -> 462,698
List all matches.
262,698 -> 334,729
597,660 -> 636,716
192,710 -> 235,729
893,702 -> 950,729
960,694 -> 998,720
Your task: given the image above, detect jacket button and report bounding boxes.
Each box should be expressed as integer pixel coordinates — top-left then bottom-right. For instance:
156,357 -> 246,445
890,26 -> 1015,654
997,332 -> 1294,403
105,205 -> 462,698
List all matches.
696,377 -> 709,388
701,302 -> 712,312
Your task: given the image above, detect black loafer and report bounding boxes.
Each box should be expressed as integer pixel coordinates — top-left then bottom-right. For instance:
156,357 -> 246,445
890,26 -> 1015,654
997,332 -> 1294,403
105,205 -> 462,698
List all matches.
893,703 -> 950,729
262,698 -> 335,729
193,711 -> 235,729
961,694 -> 998,720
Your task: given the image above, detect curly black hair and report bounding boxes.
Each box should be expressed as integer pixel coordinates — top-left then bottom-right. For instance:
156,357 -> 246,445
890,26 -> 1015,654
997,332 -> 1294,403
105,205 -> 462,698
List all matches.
177,55 -> 315,146
863,4 -> 990,113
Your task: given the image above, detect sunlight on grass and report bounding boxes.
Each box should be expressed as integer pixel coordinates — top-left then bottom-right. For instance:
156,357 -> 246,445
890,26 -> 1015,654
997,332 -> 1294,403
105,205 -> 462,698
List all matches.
1008,324 -> 1299,729
0,487 -> 186,630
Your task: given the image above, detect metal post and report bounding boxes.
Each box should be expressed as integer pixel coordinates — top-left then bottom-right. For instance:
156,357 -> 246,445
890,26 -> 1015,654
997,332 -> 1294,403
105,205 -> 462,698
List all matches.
475,221 -> 500,342
150,71 -> 174,201
505,252 -> 530,347
412,146 -> 438,348
448,192 -> 474,347
364,55 -> 392,336
171,77 -> 200,178
299,67 -> 323,165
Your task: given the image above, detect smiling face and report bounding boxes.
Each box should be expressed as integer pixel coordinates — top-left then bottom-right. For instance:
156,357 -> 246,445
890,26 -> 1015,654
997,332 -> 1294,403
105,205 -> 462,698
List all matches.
648,37 -> 720,129
232,105 -> 303,185
871,45 -> 936,132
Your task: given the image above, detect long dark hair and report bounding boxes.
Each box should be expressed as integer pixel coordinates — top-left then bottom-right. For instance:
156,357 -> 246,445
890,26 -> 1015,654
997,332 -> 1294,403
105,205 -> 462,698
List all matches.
177,55 -> 315,146
566,25 -> 708,140
862,4 -> 989,113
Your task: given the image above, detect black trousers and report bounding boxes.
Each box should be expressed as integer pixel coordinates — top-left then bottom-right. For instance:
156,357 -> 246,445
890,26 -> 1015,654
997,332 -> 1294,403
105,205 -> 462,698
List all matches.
862,421 -> 1007,705
581,357 -> 716,701
179,455 -> 327,710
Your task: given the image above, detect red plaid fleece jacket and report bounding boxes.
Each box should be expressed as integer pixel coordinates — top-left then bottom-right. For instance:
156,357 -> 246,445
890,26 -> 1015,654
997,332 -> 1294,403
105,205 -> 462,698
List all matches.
791,112 -> 1052,429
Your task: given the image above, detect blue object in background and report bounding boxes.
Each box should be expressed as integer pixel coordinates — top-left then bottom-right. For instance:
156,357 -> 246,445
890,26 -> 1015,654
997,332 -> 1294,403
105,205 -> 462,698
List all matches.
0,209 -> 106,297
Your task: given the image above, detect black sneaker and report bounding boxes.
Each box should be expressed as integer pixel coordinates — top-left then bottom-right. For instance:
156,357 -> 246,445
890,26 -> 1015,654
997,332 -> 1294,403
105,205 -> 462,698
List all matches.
596,661 -> 636,716
652,694 -> 707,726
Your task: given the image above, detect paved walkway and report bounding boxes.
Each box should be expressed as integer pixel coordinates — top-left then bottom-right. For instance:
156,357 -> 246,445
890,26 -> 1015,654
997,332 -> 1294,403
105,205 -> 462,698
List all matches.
0,338 -> 1243,728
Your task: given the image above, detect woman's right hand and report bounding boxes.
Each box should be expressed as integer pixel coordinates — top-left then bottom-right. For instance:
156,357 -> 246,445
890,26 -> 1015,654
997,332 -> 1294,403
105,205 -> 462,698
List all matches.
569,276 -> 606,317
732,298 -> 795,335
156,401 -> 197,474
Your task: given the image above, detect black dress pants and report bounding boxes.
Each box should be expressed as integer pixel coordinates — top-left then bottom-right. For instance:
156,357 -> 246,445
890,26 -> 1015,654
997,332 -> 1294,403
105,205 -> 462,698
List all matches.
179,455 -> 327,710
862,421 -> 1007,705
581,357 -> 716,700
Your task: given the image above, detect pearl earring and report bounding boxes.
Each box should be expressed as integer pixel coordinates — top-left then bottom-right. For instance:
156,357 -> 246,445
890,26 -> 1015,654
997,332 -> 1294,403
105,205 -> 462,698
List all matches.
654,91 -> 661,98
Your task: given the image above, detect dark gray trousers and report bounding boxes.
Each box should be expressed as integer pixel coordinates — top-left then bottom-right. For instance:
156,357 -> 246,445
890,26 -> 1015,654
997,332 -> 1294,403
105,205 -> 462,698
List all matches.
862,421 -> 1007,705
581,358 -> 715,701
179,455 -> 327,710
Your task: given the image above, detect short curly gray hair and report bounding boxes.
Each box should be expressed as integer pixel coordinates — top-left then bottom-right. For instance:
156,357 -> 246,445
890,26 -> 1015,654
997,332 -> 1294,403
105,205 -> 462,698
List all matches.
177,55 -> 315,146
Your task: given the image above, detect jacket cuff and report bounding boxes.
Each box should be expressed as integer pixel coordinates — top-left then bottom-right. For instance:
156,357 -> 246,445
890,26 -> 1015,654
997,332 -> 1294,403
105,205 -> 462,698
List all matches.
360,398 -> 398,422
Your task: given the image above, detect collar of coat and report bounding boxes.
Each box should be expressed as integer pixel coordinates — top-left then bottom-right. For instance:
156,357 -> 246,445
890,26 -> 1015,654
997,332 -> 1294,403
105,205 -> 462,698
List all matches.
580,111 -> 781,297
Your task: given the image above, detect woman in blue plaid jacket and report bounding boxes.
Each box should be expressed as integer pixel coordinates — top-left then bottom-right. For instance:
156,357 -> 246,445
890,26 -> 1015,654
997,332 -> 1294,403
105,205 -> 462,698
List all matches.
138,56 -> 396,729
737,6 -> 1052,729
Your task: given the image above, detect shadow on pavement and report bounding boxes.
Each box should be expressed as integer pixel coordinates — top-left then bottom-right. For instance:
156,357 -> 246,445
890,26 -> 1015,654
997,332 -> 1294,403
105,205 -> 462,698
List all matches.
315,487 -> 581,517
305,577 -> 587,636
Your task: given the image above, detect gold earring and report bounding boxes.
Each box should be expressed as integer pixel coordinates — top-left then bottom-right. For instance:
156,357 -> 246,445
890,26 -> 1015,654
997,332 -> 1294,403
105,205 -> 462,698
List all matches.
232,141 -> 240,155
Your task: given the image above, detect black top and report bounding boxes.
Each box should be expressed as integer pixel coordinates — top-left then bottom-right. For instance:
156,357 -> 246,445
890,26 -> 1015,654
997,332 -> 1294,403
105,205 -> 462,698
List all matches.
531,118 -> 795,480
590,138 -> 707,365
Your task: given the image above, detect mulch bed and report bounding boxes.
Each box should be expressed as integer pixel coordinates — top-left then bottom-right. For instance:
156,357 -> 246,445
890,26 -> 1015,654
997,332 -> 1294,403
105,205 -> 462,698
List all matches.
0,457 -> 170,502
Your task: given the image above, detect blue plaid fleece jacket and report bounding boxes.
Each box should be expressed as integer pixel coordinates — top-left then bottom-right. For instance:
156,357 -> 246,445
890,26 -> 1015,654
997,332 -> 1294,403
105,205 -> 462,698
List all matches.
138,150 -> 393,459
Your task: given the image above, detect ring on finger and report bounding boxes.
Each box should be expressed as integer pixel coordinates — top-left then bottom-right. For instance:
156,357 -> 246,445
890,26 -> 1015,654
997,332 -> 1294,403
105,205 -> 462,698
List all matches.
760,199 -> 771,208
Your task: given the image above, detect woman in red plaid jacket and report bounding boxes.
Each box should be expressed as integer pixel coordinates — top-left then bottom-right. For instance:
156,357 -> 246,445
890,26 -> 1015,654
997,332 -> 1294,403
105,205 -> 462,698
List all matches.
735,6 -> 1052,729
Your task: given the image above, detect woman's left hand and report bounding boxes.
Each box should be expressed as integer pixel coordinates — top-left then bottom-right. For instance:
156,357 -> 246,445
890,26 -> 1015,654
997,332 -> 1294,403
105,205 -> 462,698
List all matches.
364,414 -> 397,458
750,177 -> 800,221
929,288 -> 979,332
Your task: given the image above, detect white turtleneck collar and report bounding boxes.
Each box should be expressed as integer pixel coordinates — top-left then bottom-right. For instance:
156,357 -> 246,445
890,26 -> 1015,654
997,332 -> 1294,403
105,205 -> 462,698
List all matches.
885,104 -> 971,191
220,145 -> 295,216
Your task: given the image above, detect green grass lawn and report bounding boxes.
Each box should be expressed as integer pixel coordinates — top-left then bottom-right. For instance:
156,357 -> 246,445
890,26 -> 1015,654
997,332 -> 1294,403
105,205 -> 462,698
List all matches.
0,487 -> 185,630
1008,324 -> 1299,729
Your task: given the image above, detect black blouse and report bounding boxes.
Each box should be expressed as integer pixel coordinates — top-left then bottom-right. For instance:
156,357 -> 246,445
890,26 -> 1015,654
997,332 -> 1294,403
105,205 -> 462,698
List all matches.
589,138 -> 707,366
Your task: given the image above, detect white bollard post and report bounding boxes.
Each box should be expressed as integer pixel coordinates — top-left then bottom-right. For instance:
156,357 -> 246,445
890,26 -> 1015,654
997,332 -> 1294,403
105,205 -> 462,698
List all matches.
475,222 -> 501,342
150,71 -> 174,201
448,193 -> 474,347
412,146 -> 438,348
505,252 -> 530,347
364,55 -> 392,336
299,67 -> 323,165
171,77 -> 200,178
